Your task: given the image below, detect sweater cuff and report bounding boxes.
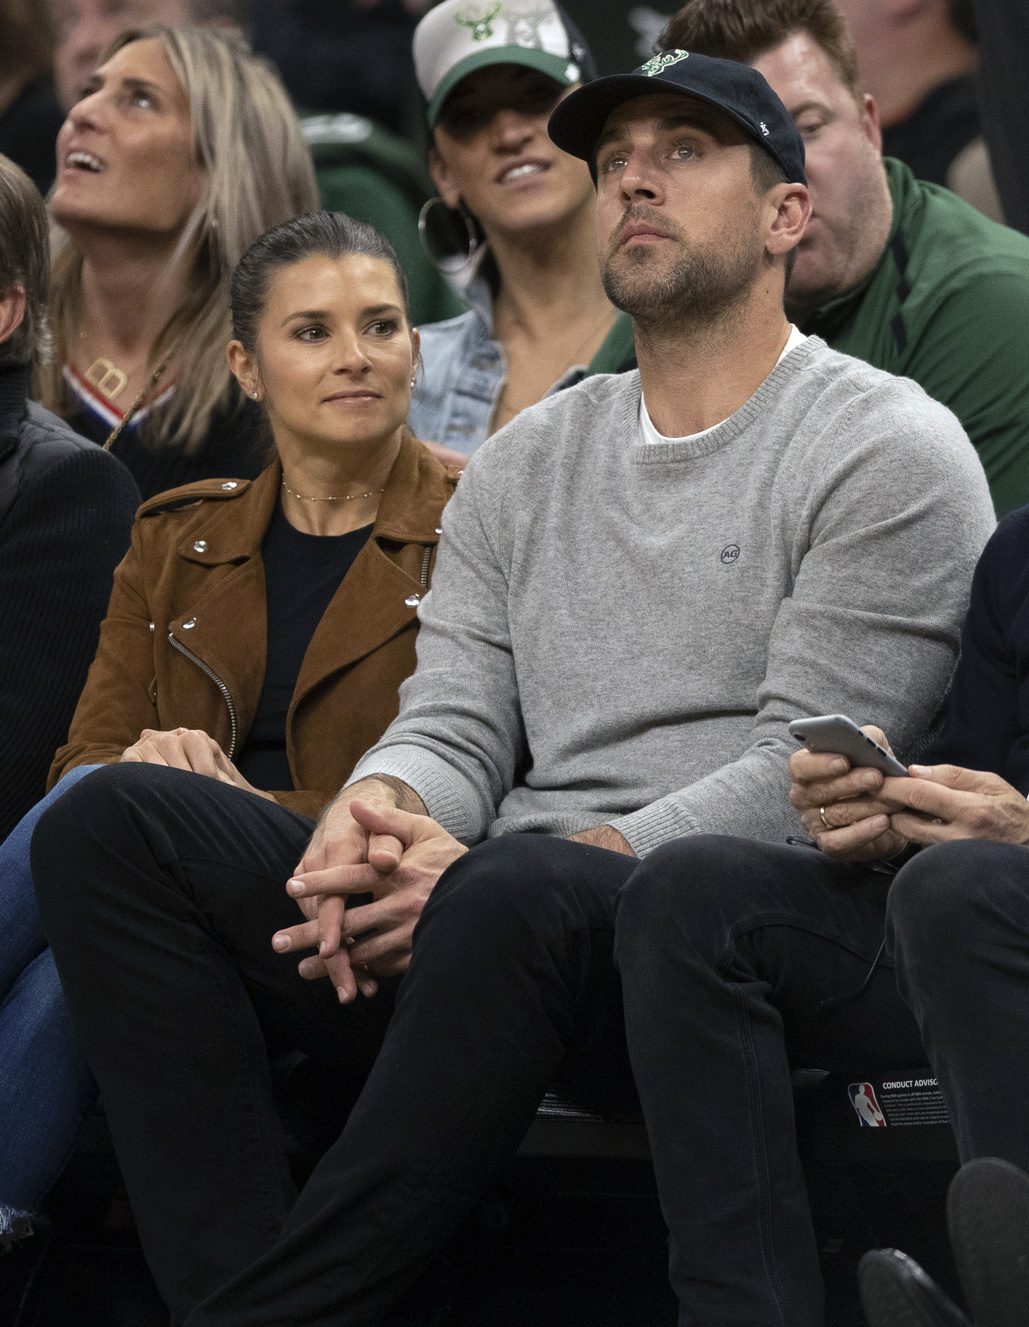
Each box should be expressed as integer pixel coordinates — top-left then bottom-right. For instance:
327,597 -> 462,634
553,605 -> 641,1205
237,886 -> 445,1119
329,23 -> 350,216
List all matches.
346,746 -> 487,843
608,797 -> 700,858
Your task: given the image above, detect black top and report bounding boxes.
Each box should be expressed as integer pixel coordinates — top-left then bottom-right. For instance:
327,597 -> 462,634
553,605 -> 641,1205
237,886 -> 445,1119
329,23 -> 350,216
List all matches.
0,365 -> 139,839
0,78 -> 63,196
236,503 -> 372,792
882,75 -> 981,189
925,505 -> 1029,788
67,394 -> 269,501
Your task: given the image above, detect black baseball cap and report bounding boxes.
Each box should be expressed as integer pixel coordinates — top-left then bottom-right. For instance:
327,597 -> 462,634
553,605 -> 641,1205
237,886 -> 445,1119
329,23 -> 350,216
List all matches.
548,49 -> 806,186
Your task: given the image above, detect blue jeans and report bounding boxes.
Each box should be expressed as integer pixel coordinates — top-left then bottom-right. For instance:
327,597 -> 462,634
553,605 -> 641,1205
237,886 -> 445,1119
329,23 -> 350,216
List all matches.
0,764 -> 101,1232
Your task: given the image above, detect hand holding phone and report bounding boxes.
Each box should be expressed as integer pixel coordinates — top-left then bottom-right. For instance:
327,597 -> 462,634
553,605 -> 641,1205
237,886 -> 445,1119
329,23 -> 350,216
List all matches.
787,714 -> 908,778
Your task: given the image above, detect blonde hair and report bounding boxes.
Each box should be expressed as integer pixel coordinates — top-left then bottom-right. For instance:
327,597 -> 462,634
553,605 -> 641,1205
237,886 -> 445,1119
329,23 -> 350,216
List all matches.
43,23 -> 320,452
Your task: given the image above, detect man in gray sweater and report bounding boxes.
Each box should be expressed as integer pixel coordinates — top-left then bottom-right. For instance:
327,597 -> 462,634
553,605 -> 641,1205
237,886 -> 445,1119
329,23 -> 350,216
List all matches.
37,51 -> 992,1327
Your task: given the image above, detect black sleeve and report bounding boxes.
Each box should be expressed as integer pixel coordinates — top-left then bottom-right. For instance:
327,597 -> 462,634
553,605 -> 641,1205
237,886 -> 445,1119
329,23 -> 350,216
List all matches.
0,448 -> 139,837
924,509 -> 1028,779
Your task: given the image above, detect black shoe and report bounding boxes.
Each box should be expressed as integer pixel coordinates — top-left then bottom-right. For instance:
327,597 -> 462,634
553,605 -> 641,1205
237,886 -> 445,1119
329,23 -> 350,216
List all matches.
948,1156 -> 1029,1327
858,1249 -> 972,1327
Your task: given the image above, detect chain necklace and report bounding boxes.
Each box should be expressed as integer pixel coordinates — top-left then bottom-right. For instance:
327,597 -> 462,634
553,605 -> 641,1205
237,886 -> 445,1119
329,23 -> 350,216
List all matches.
281,478 -> 385,504
102,356 -> 172,452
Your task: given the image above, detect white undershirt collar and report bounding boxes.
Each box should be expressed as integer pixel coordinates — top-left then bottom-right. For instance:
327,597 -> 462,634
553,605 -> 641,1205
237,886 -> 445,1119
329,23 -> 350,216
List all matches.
639,325 -> 807,446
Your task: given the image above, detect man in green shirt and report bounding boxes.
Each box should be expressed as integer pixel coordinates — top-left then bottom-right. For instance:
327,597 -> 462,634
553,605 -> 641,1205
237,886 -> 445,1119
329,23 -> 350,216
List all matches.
662,0 -> 1029,514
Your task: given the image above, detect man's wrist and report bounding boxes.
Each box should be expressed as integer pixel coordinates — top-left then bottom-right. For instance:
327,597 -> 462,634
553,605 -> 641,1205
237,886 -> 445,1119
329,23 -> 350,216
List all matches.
332,775 -> 427,818
567,824 -> 636,856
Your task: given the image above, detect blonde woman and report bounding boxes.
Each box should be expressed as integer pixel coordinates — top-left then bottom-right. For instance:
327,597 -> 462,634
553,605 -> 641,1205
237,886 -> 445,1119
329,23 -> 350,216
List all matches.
43,23 -> 320,497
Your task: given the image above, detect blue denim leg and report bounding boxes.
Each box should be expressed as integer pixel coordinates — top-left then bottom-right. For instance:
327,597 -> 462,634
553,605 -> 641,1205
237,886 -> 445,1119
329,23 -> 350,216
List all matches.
0,765 -> 102,1229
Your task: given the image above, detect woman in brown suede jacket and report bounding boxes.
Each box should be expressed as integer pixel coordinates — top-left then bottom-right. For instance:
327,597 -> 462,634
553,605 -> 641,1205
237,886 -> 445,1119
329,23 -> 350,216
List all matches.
51,214 -> 457,818
2,213 -> 457,1247
49,429 -> 454,821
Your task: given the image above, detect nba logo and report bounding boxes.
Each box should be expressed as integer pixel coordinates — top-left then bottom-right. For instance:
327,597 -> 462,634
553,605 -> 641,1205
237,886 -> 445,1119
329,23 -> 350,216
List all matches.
848,1082 -> 887,1127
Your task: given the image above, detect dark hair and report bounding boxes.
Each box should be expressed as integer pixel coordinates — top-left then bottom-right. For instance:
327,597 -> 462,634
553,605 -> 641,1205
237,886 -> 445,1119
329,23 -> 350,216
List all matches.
659,0 -> 860,98
749,141 -> 789,193
230,210 -> 411,352
0,155 -> 51,371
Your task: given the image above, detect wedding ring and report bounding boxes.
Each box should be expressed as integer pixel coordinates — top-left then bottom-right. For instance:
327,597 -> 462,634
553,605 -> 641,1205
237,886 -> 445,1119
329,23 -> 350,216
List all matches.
818,805 -> 831,831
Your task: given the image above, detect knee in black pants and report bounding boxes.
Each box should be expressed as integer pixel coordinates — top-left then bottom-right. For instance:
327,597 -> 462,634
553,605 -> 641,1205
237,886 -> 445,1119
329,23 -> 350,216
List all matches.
887,839 -> 1029,971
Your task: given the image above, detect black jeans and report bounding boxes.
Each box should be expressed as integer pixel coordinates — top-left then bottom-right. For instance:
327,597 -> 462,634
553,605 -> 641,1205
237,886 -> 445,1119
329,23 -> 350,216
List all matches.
887,838 -> 1029,1171
35,769 -> 925,1327
31,765 -> 398,1322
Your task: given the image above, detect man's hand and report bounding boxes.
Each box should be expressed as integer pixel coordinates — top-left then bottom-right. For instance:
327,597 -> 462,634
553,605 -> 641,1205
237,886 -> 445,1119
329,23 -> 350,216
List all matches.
567,824 -> 636,856
276,777 -> 425,1003
788,725 -> 909,862
120,728 -> 276,801
273,795 -> 464,994
880,764 -> 1029,846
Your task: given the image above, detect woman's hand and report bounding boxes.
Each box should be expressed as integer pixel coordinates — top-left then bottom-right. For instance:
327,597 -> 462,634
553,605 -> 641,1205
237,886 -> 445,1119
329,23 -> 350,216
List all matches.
788,724 -> 910,862
119,728 -> 276,801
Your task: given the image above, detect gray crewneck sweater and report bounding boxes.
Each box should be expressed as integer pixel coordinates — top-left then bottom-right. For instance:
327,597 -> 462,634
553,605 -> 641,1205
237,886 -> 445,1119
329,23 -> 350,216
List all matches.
350,337 -> 994,854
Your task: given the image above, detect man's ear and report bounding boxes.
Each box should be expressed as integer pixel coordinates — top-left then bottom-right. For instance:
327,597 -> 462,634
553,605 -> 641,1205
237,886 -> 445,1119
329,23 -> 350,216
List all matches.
427,145 -> 462,210
766,182 -> 811,260
0,286 -> 27,349
860,93 -> 884,153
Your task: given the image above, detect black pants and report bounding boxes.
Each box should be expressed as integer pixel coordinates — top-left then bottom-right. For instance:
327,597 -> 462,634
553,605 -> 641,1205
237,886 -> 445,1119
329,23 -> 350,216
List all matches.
887,838 -> 1029,1171
32,765 -> 398,1322
34,765 -> 938,1327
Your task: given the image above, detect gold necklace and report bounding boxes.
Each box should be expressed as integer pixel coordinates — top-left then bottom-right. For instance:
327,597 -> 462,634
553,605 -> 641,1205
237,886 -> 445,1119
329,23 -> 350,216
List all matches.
281,478 -> 385,504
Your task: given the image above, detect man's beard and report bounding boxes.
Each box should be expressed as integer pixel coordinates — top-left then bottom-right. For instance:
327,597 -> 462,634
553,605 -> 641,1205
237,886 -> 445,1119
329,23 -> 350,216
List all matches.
602,212 -> 764,337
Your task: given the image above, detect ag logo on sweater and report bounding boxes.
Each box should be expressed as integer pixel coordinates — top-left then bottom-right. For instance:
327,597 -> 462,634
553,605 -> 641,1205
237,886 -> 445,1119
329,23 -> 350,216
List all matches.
719,544 -> 740,566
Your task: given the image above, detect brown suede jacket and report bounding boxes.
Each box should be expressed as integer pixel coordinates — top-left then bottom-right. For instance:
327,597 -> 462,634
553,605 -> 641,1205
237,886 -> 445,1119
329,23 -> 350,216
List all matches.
48,432 -> 458,820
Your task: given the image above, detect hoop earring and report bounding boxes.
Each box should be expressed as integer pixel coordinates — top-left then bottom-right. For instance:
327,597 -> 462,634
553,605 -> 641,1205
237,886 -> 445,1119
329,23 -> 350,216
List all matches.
418,197 -> 482,274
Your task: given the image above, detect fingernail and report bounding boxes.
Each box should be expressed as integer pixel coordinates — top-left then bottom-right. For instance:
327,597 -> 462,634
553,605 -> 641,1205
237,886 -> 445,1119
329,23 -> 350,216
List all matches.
319,939 -> 330,956
908,765 -> 928,775
337,987 -> 350,1004
286,879 -> 303,895
272,934 -> 290,951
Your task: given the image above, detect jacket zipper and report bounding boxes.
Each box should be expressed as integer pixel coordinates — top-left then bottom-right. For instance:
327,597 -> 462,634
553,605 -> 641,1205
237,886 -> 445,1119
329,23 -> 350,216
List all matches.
167,632 -> 239,759
420,546 -> 431,589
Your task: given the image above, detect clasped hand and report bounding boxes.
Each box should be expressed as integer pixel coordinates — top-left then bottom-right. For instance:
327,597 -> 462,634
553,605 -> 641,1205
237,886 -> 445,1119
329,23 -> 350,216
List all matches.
272,797 -> 467,1004
789,725 -> 1029,861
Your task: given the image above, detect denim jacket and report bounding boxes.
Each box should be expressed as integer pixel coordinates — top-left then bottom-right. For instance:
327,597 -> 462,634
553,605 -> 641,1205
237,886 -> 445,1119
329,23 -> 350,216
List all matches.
408,263 -> 636,455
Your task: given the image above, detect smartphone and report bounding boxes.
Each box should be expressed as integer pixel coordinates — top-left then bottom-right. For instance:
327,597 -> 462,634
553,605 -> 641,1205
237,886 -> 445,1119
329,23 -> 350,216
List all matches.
787,714 -> 908,777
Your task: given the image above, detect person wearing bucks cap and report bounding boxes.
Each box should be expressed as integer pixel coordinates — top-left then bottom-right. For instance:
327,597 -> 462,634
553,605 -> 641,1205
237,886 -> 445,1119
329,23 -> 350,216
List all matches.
407,0 -> 635,457
134,48 -> 989,1327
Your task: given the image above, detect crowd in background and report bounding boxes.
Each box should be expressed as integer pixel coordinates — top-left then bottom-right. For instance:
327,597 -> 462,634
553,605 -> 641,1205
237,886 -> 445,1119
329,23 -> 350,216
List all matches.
3,2 -> 1029,1326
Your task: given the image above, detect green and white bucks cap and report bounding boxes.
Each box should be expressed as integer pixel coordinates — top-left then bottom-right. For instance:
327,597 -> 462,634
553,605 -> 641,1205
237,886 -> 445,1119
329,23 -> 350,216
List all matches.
414,0 -> 596,127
